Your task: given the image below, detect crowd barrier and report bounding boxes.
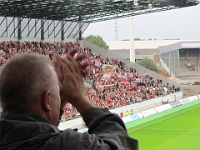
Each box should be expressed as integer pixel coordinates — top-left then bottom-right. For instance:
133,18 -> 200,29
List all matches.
179,95 -> 199,104
154,104 -> 172,113
170,101 -> 182,108
78,96 -> 185,133
141,108 -> 157,118
58,91 -> 183,130
122,113 -> 143,123
76,93 -> 200,133
118,95 -> 199,126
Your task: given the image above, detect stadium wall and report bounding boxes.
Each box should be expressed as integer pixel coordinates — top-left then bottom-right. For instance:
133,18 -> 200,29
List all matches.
123,95 -> 200,126
58,91 -> 183,130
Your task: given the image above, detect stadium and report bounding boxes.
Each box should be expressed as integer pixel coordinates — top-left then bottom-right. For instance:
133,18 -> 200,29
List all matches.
0,0 -> 200,150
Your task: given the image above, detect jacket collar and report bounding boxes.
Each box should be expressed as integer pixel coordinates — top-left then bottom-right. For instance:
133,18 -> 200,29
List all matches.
1,108 -> 51,124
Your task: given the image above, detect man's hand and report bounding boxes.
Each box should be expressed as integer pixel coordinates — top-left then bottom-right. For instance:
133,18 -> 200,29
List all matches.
53,50 -> 89,109
67,49 -> 89,78
54,54 -> 84,103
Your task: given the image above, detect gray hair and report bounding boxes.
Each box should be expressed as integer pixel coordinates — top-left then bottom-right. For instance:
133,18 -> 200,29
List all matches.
0,53 -> 54,111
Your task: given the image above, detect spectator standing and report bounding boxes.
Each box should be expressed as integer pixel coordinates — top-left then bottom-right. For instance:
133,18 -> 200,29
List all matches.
0,51 -> 138,150
126,110 -> 129,117
130,109 -> 134,115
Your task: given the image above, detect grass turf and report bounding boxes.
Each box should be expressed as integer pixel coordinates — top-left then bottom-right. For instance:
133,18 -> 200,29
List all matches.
126,100 -> 200,150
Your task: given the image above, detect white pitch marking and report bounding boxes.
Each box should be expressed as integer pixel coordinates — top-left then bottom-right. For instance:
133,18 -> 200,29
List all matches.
129,104 -> 200,133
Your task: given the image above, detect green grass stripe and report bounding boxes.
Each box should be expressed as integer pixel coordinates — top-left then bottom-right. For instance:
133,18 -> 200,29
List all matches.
126,100 -> 200,150
126,100 -> 200,129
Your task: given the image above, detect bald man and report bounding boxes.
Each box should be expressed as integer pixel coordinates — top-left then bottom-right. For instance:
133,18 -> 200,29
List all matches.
0,52 -> 138,150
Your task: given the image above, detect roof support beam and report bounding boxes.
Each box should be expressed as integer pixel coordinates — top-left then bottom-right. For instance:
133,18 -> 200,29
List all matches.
0,0 -> 198,23
67,22 -> 79,38
17,17 -> 22,40
9,17 -> 23,38
34,19 -> 47,38
54,20 -> 66,38
26,19 -> 39,37
48,21 -> 60,38
63,22 -> 73,36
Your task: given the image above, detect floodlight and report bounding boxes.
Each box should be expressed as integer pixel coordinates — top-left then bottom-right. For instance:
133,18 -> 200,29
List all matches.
112,0 -> 124,2
134,0 -> 138,6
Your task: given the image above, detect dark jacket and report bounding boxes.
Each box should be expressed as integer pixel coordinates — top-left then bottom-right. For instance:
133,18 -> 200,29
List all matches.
0,108 -> 138,150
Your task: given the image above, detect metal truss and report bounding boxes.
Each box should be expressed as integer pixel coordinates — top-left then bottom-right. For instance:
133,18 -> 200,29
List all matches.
0,0 -> 198,23
0,0 -> 198,39
0,17 -> 89,39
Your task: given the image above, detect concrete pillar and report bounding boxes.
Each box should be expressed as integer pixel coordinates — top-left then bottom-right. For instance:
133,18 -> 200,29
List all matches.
35,19 -> 37,37
17,17 -> 22,40
79,16 -> 82,41
41,19 -> 44,41
61,20 -> 65,42
130,16 -> 135,63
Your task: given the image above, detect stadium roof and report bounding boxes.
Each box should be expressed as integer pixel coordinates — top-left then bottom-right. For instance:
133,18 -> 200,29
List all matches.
0,0 -> 199,23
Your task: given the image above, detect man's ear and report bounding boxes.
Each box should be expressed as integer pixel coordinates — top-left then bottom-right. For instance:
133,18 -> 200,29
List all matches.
42,90 -> 52,111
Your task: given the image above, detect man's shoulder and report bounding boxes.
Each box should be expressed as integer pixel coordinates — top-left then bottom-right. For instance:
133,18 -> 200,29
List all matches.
0,111 -> 83,149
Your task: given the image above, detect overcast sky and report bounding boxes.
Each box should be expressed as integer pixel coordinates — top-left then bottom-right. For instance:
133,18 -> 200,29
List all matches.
84,3 -> 200,41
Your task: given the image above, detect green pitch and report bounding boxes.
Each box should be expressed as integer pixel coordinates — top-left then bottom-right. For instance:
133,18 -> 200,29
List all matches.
126,100 -> 200,150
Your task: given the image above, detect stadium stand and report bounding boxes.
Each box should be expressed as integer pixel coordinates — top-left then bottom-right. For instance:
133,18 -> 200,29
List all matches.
180,57 -> 200,76
0,41 -> 181,121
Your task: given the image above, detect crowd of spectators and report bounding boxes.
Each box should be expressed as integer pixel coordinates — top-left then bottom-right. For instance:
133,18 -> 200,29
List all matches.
0,41 -> 180,121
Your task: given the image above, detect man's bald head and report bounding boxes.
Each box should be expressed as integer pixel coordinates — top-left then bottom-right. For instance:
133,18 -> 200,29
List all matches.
0,53 -> 57,112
